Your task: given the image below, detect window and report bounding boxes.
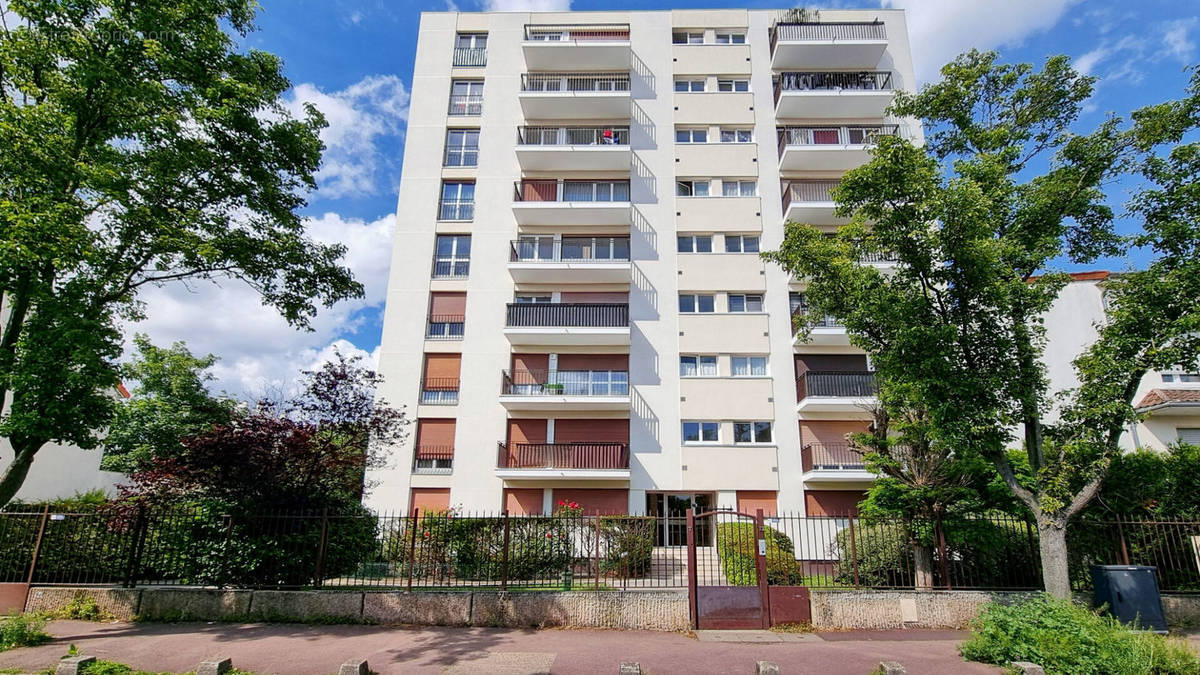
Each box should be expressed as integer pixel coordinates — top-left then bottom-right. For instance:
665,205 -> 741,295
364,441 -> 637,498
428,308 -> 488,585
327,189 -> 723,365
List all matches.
426,319 -> 464,339
728,294 -> 763,313
439,181 -> 475,220
456,33 -> 487,49
675,128 -> 708,143
448,80 -> 483,115
1163,372 -> 1200,383
715,32 -> 746,44
444,129 -> 479,167
679,294 -> 715,313
720,128 -> 753,143
722,179 -> 756,197
677,235 -> 713,253
1178,428 -> 1200,445
725,235 -> 760,253
733,421 -> 772,444
674,79 -> 705,92
673,32 -> 704,44
731,356 -> 767,377
680,355 -> 718,377
514,294 -> 553,303
677,180 -> 710,197
717,79 -> 749,92
433,235 -> 470,278
453,34 -> 487,66
683,421 -> 719,443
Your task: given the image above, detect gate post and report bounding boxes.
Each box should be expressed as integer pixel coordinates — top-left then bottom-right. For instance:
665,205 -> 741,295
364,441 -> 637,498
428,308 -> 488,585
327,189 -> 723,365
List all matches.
754,509 -> 770,629
25,505 -> 51,586
686,509 -> 697,629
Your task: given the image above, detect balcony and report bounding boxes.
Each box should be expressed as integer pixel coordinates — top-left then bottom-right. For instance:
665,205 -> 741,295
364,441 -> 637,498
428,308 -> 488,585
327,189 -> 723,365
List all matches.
523,24 -> 631,71
508,237 -> 630,283
499,368 -> 630,411
503,302 -> 630,346
519,72 -> 631,119
770,22 -> 888,69
413,446 -> 454,475
425,315 -> 464,341
447,94 -> 483,116
791,311 -> 850,347
801,443 -> 874,482
782,180 -> 847,227
438,199 -> 474,221
512,180 -> 631,226
774,71 -> 894,119
796,370 -> 878,413
516,126 -> 631,171
496,441 -> 630,480
419,378 -> 460,406
452,47 -> 487,67
778,124 -> 899,172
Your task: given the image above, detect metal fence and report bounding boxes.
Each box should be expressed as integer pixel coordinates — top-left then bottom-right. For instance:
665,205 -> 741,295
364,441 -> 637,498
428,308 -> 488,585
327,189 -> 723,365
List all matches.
1069,516 -> 1200,594
504,302 -> 629,328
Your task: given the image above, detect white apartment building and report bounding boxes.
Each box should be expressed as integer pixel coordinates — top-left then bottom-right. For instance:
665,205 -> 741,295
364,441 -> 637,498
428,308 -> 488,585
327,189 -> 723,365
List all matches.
367,8 -> 923,530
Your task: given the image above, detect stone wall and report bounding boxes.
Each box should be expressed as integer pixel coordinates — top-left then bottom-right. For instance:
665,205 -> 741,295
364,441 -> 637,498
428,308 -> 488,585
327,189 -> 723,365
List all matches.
25,587 -> 142,622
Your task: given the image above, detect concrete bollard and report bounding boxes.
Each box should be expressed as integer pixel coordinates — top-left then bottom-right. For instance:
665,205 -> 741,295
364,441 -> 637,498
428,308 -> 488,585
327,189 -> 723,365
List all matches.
196,658 -> 232,675
878,662 -> 907,675
55,656 -> 96,675
618,662 -> 641,674
756,661 -> 781,675
339,659 -> 370,675
1010,663 -> 1045,675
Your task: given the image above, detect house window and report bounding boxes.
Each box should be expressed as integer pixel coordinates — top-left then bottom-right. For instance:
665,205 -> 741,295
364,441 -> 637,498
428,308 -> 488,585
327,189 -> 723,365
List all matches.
444,129 -> 479,167
514,294 -> 553,303
731,356 -> 767,377
683,421 -> 720,443
677,180 -> 710,197
728,294 -> 763,313
720,128 -> 753,143
1162,372 -> 1200,383
1178,428 -> 1200,445
448,80 -> 483,115
673,32 -> 704,44
677,235 -> 713,253
675,128 -> 709,143
439,181 -> 475,220
680,355 -> 718,377
715,32 -> 746,44
725,235 -> 760,253
433,235 -> 471,278
674,79 -> 705,92
722,179 -> 756,197
679,294 -> 716,313
456,33 -> 487,49
717,79 -> 749,92
733,421 -> 772,444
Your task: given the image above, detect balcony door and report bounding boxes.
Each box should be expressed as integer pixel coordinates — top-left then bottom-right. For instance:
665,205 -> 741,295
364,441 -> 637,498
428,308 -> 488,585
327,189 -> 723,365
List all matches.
646,492 -> 713,546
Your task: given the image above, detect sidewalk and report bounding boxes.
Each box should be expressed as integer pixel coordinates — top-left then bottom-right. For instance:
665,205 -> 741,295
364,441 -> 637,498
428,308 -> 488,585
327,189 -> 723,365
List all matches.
0,620 -> 1003,674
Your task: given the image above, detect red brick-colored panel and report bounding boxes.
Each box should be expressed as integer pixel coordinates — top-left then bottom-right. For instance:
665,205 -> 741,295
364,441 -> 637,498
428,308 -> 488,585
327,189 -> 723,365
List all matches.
429,292 -> 466,316
736,490 -> 778,517
798,421 -> 871,447
415,419 -> 456,446
423,353 -> 461,385
552,488 -> 628,515
511,353 -> 549,375
804,490 -> 866,517
410,488 -> 450,514
554,419 -> 629,443
507,419 -> 548,444
521,180 -> 557,201
557,353 -> 629,371
504,488 -> 544,515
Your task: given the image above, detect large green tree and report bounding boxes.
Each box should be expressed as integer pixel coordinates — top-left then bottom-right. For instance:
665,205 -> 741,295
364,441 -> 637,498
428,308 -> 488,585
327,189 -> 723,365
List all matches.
0,0 -> 361,505
765,52 -> 1200,597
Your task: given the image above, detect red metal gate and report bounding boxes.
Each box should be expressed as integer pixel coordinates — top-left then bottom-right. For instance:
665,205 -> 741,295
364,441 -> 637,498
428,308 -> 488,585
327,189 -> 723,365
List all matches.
686,509 -> 771,629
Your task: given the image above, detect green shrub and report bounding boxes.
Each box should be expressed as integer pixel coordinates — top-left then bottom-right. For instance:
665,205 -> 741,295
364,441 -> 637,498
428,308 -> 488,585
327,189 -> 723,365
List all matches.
57,593 -> 112,622
599,516 -> 655,577
448,516 -> 574,581
0,613 -> 50,652
715,522 -> 802,586
960,595 -> 1200,675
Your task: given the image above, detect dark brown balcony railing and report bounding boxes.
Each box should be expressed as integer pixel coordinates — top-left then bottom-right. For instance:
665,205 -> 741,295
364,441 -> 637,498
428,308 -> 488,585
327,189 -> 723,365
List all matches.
517,125 -> 630,146
777,124 -> 900,156
501,368 -> 629,396
801,443 -> 867,472
796,370 -> 878,400
420,378 -> 460,405
509,237 -> 630,263
497,441 -> 630,470
774,71 -> 892,105
770,21 -> 887,52
425,315 -> 465,340
505,303 -> 628,328
525,24 -> 631,42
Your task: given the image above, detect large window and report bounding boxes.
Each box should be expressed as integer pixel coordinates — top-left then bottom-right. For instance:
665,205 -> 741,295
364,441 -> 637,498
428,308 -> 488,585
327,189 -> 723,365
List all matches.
682,421 -> 720,443
677,180 -> 710,197
453,33 -> 488,66
674,79 -> 705,92
680,355 -> 718,377
675,128 -> 708,143
444,129 -> 479,167
672,32 -> 704,44
677,234 -> 713,253
722,179 -> 756,197
720,128 -> 753,143
717,79 -> 749,92
715,32 -> 746,44
725,235 -> 760,253
448,80 -> 483,115
679,294 -> 716,313
733,421 -> 772,444
728,294 -> 763,313
433,235 -> 470,278
439,181 -> 475,220
731,356 -> 767,377
456,33 -> 487,49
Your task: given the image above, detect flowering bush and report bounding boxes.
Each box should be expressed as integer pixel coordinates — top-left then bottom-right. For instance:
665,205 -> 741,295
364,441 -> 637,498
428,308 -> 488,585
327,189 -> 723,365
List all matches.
554,500 -> 583,518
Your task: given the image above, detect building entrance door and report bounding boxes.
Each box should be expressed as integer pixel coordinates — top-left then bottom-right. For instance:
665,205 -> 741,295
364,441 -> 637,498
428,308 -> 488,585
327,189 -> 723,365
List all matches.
646,493 -> 713,546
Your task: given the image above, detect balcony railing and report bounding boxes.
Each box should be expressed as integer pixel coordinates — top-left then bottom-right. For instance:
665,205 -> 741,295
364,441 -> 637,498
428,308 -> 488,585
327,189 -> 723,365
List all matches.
510,237 -> 630,263
425,315 -> 464,340
452,47 -> 487,67
420,378 -> 460,405
498,441 -> 630,470
782,180 -> 839,212
859,250 -> 898,264
438,199 -> 474,221
502,368 -> 629,396
514,180 -> 630,203
525,24 -> 631,42
774,71 -> 892,105
447,94 -> 483,116
796,370 -> 879,399
777,124 -> 900,155
505,303 -> 628,328
770,21 -> 887,51
520,73 -> 630,92
517,126 -> 630,146
413,446 -> 454,474
802,443 -> 867,472
431,257 -> 469,278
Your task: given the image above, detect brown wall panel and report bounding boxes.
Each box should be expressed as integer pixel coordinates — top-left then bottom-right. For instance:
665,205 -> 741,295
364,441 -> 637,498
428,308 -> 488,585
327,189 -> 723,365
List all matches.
423,353 -> 462,384
552,488 -> 628,515
415,418 -> 456,446
507,419 -> 548,444
557,354 -> 629,371
429,292 -> 467,315
804,490 -> 867,517
410,488 -> 451,514
504,488 -> 544,515
736,490 -> 779,517
554,418 -> 630,443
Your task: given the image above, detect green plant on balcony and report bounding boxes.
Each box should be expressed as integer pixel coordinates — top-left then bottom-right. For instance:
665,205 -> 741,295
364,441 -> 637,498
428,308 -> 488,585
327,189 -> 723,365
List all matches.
542,383 -> 565,394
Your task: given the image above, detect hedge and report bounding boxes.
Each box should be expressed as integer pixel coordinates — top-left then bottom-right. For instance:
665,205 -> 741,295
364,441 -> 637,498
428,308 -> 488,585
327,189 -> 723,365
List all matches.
715,521 -> 802,586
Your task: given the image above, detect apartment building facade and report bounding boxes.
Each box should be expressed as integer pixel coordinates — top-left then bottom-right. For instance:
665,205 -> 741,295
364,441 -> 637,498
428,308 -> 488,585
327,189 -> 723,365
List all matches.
367,8 -> 921,526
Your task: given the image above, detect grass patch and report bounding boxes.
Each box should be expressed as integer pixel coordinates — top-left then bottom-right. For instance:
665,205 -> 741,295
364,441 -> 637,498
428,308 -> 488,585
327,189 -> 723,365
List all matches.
960,594 -> 1200,675
0,613 -> 51,652
769,621 -> 815,633
55,594 -> 117,622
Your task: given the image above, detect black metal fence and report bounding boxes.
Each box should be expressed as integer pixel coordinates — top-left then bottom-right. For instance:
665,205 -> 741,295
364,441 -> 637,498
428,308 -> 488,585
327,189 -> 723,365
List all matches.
1069,516 -> 1200,594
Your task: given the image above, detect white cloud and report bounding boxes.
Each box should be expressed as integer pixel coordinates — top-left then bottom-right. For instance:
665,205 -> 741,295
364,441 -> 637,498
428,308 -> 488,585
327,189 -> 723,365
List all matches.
126,212 -> 395,399
1074,47 -> 1109,77
483,0 -> 569,12
1159,17 -> 1198,63
881,0 -> 1081,84
283,75 -> 410,199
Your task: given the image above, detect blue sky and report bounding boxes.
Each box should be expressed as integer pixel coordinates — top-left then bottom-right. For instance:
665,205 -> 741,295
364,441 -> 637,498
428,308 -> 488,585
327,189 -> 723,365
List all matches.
125,0 -> 1199,397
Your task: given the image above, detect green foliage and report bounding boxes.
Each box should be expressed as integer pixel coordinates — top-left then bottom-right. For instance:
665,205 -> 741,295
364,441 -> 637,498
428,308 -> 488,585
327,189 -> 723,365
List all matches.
0,612 -> 50,652
57,593 -> 112,622
599,516 -> 655,578
715,522 -> 802,586
75,660 -> 258,675
101,335 -> 237,473
1090,444 -> 1200,519
960,595 -> 1200,674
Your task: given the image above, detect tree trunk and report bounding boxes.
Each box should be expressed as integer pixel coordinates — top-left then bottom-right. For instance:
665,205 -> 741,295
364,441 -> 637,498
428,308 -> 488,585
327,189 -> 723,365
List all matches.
911,541 -> 934,589
1037,517 -> 1071,599
0,439 -> 41,507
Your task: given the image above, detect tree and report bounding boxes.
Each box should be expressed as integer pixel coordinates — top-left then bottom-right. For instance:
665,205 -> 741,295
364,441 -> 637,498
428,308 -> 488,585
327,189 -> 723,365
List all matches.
0,0 -> 362,505
764,51 -> 1200,597
101,334 -> 237,473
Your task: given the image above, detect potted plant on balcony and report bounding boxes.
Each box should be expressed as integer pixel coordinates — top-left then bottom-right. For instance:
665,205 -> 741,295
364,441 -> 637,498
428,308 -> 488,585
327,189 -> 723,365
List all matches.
543,382 -> 564,395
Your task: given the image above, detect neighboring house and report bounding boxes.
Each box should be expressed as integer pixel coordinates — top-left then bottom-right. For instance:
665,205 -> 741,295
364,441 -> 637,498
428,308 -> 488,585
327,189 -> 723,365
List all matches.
0,384 -> 129,503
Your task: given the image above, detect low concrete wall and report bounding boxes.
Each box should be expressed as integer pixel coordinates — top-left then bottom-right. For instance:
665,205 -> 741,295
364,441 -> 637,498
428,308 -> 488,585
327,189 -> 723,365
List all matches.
249,590 -> 363,623
25,587 -> 142,622
362,591 -> 471,626
472,591 -> 689,631
809,590 -> 1036,630
139,588 -> 251,621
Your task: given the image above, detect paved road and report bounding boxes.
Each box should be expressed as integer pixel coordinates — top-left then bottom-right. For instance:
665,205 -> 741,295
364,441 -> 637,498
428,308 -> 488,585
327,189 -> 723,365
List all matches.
0,620 -> 1004,674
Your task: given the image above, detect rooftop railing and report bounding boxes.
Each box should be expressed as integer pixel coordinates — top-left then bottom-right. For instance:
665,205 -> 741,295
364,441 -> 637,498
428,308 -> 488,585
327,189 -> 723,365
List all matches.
796,370 -> 879,400
509,237 -> 630,263
505,303 -> 629,328
517,126 -> 630,146
524,24 -> 631,42
520,72 -> 630,93
497,441 -> 630,470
